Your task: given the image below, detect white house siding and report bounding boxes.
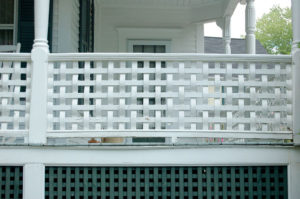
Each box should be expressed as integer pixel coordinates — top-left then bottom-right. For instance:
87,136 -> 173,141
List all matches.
52,0 -> 79,53
94,6 -> 204,53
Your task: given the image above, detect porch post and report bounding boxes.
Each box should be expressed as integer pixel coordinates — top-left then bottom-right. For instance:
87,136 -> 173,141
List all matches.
23,163 -> 45,199
291,0 -> 300,144
223,16 -> 231,54
216,16 -> 231,54
33,0 -> 50,49
245,0 -> 256,54
29,0 -> 50,144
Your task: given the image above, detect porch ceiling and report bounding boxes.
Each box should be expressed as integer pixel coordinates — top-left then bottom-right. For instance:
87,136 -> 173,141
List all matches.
97,0 -> 239,22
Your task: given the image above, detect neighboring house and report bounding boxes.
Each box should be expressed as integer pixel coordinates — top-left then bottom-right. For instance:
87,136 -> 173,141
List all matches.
205,37 -> 267,54
0,0 -> 300,198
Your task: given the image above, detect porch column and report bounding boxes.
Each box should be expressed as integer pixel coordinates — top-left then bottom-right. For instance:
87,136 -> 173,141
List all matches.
223,16 -> 231,54
29,0 -> 50,144
245,0 -> 256,54
33,0 -> 50,49
217,16 -> 231,54
291,0 -> 300,144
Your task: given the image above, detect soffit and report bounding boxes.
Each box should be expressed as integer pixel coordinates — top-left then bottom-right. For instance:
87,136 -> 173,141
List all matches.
97,0 -> 224,9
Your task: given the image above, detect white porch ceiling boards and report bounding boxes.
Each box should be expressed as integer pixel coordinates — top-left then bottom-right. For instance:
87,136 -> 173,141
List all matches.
96,0 -> 239,22
97,0 -> 222,9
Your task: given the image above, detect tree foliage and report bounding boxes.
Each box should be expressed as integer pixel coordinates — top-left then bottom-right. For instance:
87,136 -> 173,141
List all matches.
255,6 -> 292,54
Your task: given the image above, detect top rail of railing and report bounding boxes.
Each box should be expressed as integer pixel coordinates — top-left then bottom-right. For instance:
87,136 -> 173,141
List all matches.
48,53 -> 292,63
0,53 -> 31,61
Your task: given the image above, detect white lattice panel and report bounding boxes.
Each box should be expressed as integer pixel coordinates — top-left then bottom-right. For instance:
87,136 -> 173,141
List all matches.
48,54 -> 292,136
0,55 -> 31,133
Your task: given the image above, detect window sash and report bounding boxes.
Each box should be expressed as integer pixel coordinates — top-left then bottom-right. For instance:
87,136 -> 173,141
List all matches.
0,0 -> 18,45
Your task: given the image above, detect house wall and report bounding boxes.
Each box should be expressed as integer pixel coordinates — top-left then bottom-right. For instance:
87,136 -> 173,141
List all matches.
94,5 -> 204,53
52,0 -> 79,53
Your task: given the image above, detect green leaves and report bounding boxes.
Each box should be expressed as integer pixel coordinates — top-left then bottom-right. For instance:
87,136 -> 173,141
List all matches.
255,5 -> 292,54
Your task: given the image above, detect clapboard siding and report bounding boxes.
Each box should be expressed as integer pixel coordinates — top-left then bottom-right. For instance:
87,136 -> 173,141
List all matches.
72,0 -> 80,52
53,0 -> 79,52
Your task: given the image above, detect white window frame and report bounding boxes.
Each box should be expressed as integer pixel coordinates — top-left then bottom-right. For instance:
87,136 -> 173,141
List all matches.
127,39 -> 171,53
0,0 -> 18,45
117,27 -> 182,52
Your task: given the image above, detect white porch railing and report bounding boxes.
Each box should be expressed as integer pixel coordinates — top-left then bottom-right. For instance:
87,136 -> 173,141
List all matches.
0,54 -> 31,144
47,53 -> 292,144
0,53 -> 294,145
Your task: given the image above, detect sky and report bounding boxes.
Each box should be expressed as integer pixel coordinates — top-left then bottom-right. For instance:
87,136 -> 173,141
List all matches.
204,0 -> 291,38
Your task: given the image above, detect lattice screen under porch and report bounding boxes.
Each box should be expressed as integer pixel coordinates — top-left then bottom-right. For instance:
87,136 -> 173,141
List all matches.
45,166 -> 288,199
0,166 -> 23,199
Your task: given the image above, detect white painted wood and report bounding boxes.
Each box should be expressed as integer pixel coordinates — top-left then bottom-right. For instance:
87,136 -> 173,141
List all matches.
0,43 -> 21,52
291,0 -> 300,51
0,53 -> 31,61
217,16 -> 231,54
245,0 -> 256,54
54,0 -> 79,53
33,0 -> 50,48
46,130 -> 292,140
46,53 -> 292,143
99,0 -> 223,9
292,0 -> 300,144
292,51 -> 300,142
0,54 -> 31,143
48,53 -> 291,62
288,162 -> 300,199
196,23 -> 204,53
224,16 -> 231,54
23,163 -> 45,199
29,48 -> 48,144
0,147 -> 298,166
0,53 -> 294,144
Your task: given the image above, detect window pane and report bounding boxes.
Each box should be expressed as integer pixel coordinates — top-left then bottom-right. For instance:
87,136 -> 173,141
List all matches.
133,45 -> 143,53
156,45 -> 166,53
0,30 -> 13,45
0,0 -> 14,24
144,45 -> 155,53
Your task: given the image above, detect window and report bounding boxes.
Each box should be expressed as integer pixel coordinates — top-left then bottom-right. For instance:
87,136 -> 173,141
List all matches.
128,40 -> 171,53
0,0 -> 17,45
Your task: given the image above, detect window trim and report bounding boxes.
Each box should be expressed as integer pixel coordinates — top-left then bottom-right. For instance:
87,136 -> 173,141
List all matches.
127,39 -> 171,53
0,0 -> 18,45
117,27 -> 182,52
